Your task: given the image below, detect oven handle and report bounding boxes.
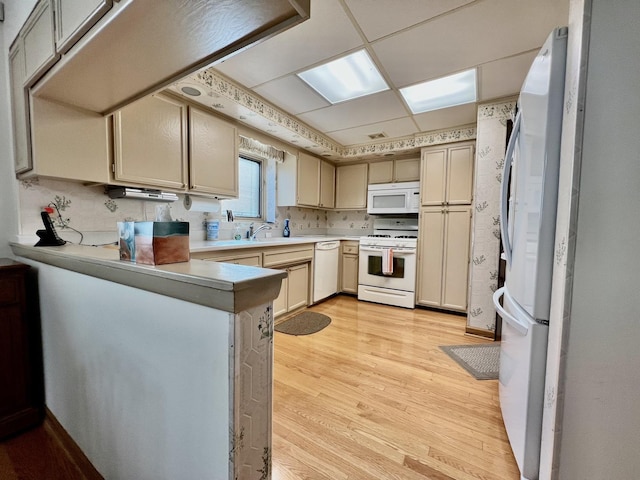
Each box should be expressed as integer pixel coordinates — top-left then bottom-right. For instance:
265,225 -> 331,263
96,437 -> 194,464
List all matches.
359,246 -> 416,255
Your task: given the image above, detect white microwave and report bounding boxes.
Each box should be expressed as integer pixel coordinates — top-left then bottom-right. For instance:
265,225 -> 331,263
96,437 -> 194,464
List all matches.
367,181 -> 420,214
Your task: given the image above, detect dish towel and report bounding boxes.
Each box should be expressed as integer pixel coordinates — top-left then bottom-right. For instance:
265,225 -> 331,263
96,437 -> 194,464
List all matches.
382,248 -> 394,275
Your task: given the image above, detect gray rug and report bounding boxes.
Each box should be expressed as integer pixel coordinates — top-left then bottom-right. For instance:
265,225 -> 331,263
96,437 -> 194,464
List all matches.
275,312 -> 331,336
440,344 -> 500,380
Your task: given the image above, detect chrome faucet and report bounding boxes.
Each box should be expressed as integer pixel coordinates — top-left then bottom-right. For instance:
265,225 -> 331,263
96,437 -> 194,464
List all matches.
249,223 -> 272,240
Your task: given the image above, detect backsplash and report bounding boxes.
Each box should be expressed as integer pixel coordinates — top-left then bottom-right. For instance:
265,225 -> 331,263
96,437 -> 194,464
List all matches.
17,177 -> 372,244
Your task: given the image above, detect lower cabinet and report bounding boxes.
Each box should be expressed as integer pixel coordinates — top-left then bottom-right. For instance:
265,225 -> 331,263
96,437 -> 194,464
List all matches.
194,244 -> 313,318
417,206 -> 472,312
0,260 -> 44,439
273,263 -> 309,317
340,241 -> 359,294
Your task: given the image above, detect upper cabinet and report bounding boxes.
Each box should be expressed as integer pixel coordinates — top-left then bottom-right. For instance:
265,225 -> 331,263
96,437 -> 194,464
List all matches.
188,106 -> 238,197
278,152 -> 335,209
320,159 -> 336,209
368,157 -> 420,184
335,164 -> 368,210
29,96 -> 111,183
22,0 -> 59,86
113,94 -> 188,190
9,42 -> 31,174
297,152 -> 321,207
421,142 -> 475,206
113,94 -> 239,197
54,0 -> 113,55
30,0 -> 311,114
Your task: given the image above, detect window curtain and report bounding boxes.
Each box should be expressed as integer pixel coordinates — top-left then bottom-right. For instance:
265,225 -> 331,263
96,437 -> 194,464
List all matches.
239,136 -> 284,223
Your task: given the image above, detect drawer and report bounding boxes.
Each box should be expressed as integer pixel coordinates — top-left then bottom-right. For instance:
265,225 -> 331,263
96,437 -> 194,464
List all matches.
262,245 -> 314,267
198,252 -> 262,267
342,244 -> 359,255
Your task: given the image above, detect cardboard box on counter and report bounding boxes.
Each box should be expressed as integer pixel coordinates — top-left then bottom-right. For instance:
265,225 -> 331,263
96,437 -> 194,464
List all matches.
119,221 -> 190,265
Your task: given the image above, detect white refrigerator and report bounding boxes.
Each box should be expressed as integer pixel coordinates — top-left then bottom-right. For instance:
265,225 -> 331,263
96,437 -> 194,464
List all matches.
492,27 -> 568,480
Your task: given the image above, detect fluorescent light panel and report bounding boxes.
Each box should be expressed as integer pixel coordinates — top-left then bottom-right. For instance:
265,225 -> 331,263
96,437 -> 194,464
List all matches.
400,69 -> 477,114
297,50 -> 389,104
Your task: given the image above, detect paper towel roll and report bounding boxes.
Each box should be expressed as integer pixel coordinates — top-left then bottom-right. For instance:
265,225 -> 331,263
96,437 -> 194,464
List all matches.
183,195 -> 221,213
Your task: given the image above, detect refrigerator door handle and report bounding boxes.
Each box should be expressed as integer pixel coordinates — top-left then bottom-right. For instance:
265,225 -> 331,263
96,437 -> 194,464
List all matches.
493,286 -> 529,335
500,111 -> 521,267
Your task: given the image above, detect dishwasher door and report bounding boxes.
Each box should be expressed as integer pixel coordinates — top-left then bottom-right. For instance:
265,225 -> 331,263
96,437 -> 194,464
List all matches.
313,241 -> 340,303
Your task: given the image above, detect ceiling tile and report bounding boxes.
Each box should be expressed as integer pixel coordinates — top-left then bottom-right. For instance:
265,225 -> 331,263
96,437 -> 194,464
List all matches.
253,75 -> 330,115
326,117 -> 419,146
372,0 -> 569,88
478,50 -> 538,101
213,0 -> 363,88
297,90 -> 408,133
413,103 -> 478,132
344,0 -> 476,42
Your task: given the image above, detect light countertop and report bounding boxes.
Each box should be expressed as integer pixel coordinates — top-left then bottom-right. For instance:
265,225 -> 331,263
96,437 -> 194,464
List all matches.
190,235 -> 362,252
11,242 -> 286,314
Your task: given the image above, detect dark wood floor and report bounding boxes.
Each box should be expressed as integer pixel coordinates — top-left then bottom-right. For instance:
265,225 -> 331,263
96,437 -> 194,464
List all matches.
0,423 -> 85,480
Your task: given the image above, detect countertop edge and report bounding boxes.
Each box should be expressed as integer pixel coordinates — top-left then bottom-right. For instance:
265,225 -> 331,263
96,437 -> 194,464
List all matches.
189,235 -> 361,252
11,243 -> 287,314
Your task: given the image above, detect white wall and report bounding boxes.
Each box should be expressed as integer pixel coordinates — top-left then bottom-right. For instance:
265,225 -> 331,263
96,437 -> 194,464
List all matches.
22,260 -> 231,479
0,0 -> 37,257
542,0 -> 640,477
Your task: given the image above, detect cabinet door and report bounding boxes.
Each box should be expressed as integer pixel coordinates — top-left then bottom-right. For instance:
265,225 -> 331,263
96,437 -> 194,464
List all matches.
393,158 -> 420,182
189,106 -> 238,196
297,152 -> 320,207
113,94 -> 188,190
417,207 -> 445,307
9,44 -> 31,174
273,276 -> 288,318
441,206 -> 471,311
335,164 -> 368,209
287,263 -> 309,311
320,160 -> 335,208
30,96 -> 110,183
446,144 -> 474,205
420,148 -> 447,206
22,0 -> 58,86
341,254 -> 359,294
368,160 -> 393,184
55,0 -> 113,54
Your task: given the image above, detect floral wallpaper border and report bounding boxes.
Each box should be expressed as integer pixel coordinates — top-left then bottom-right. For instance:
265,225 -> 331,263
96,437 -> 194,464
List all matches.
192,69 -> 476,160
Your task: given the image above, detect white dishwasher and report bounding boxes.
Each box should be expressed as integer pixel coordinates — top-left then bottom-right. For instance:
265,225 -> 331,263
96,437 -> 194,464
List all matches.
313,241 -> 340,303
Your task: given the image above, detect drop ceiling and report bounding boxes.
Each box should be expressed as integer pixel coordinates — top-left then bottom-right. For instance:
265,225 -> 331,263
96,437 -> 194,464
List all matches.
168,0 -> 569,161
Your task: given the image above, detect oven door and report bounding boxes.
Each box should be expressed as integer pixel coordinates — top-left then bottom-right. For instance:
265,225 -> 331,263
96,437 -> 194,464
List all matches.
358,245 -> 417,291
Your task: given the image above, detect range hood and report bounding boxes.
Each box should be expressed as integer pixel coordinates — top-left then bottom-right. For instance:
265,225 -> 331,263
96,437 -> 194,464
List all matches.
107,186 -> 178,202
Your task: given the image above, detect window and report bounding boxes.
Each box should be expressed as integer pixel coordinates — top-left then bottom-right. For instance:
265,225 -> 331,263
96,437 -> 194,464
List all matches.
221,157 -> 262,218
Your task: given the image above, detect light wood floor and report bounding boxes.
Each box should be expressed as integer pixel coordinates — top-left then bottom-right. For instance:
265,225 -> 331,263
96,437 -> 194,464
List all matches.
273,295 -> 519,480
0,295 -> 518,479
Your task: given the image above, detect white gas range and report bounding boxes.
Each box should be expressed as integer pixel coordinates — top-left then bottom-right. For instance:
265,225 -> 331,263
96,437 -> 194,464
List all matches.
358,217 -> 418,309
